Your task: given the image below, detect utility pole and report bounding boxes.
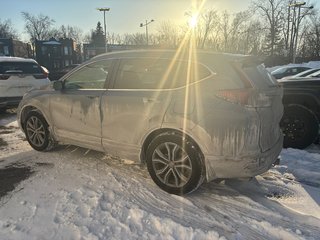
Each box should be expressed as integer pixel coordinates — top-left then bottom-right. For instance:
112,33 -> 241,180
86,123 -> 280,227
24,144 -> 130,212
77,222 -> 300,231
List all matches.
289,2 -> 313,63
140,19 -> 155,46
97,7 -> 110,52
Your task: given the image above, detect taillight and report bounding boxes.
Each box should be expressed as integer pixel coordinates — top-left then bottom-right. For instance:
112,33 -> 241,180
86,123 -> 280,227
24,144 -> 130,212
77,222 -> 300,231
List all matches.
33,74 -> 47,79
34,65 -> 49,79
43,70 -> 49,78
0,74 -> 10,80
215,89 -> 272,107
216,89 -> 252,106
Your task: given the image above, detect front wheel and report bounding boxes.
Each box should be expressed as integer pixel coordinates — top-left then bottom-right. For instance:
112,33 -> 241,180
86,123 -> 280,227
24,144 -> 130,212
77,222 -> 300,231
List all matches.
281,104 -> 319,149
146,132 -> 204,195
24,111 -> 55,151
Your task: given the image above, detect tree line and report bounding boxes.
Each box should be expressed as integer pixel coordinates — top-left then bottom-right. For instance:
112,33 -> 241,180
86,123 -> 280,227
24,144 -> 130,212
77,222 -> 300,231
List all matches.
0,0 -> 319,66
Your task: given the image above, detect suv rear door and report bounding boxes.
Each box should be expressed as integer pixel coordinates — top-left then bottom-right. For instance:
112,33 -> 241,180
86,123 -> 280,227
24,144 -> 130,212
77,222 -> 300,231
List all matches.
101,58 -> 174,159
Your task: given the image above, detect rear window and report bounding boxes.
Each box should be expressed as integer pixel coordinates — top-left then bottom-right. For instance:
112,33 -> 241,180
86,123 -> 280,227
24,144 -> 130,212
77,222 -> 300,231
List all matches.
0,62 -> 43,74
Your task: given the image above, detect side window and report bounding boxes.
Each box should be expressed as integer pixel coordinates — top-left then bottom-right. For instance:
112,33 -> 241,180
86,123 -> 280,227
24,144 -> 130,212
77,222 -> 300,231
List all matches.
292,68 -> 298,73
114,59 -> 162,89
114,58 -> 211,89
64,60 -> 112,90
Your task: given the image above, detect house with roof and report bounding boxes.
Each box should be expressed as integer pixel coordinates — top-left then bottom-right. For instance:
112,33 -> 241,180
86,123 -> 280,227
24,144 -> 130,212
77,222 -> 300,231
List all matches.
35,38 -> 77,72
0,38 -> 32,58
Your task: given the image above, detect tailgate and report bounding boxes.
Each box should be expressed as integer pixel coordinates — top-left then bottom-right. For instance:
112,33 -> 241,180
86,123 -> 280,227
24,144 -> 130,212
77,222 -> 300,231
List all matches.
255,87 -> 283,152
241,61 -> 284,152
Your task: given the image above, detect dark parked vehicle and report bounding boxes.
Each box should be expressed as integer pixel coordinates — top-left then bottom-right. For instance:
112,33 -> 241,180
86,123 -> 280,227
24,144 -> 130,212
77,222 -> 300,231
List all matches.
17,50 -> 283,195
271,66 -> 311,79
279,77 -> 320,149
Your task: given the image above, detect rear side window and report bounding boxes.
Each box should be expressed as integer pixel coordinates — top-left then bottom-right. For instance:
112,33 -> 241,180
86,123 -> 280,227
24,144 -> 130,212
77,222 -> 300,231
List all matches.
0,62 -> 42,74
64,60 -> 112,90
114,58 -> 211,89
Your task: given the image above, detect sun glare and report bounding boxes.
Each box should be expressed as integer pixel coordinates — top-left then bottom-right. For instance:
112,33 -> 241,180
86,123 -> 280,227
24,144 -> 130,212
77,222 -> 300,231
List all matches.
189,15 -> 198,29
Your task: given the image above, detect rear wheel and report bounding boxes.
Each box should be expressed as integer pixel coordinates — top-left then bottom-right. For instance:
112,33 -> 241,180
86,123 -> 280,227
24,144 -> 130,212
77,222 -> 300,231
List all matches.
281,104 -> 319,149
24,111 -> 55,151
146,132 -> 204,195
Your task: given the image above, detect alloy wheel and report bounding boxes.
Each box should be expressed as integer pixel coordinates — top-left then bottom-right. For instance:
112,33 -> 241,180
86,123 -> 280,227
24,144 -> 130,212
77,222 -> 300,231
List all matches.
26,116 -> 46,147
152,142 -> 192,188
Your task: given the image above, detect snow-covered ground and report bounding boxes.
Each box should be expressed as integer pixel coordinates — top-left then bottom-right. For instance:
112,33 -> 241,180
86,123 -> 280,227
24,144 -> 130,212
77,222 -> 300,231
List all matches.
0,112 -> 319,240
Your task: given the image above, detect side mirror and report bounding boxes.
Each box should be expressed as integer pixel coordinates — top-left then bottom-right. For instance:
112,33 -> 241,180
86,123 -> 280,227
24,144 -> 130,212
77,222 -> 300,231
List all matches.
53,81 -> 63,91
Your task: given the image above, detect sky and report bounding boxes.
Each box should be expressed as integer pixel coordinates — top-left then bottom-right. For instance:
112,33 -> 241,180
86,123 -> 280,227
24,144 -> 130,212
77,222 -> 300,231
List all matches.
1,0 -> 251,41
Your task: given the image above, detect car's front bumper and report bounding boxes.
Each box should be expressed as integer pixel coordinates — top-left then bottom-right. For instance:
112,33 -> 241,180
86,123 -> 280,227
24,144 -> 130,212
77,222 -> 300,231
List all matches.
204,134 -> 283,182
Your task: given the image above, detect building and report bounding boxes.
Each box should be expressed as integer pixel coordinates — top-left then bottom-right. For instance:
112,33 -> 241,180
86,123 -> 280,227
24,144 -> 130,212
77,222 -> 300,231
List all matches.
83,43 -> 106,61
0,38 -> 32,58
35,38 -> 77,72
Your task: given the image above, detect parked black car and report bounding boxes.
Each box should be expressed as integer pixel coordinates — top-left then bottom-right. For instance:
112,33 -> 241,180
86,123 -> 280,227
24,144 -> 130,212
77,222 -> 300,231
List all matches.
271,66 -> 311,79
279,77 -> 320,149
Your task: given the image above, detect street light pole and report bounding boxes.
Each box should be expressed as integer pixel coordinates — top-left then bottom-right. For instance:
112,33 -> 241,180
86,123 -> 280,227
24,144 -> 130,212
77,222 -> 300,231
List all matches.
140,19 -> 155,46
289,2 -> 313,63
97,7 -> 110,52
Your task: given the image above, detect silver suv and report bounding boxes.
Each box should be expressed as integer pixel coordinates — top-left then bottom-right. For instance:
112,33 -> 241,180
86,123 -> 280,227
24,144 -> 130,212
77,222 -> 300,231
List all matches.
0,57 -> 50,112
17,50 -> 283,195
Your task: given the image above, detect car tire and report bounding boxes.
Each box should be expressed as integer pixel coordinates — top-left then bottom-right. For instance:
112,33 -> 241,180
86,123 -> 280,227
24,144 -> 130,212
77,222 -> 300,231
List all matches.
281,104 -> 319,149
146,132 -> 204,195
24,111 -> 55,151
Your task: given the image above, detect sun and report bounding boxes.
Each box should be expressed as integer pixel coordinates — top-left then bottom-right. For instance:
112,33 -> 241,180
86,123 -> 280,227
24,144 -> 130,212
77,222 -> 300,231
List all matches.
188,15 -> 198,29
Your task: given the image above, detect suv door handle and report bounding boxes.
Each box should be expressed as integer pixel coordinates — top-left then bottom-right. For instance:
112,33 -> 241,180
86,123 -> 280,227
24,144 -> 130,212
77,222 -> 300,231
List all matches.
143,98 -> 160,103
86,96 -> 98,99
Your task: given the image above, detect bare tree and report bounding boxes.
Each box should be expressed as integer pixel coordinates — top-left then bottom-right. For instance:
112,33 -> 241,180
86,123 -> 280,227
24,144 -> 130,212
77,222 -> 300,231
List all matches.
251,0 -> 285,56
107,32 -> 122,45
156,20 -> 180,48
219,11 -> 229,51
131,33 -> 146,45
21,12 -> 55,41
301,15 -> 320,58
0,18 -> 18,39
49,25 -> 83,44
198,9 -> 220,49
219,10 -> 251,52
185,9 -> 220,49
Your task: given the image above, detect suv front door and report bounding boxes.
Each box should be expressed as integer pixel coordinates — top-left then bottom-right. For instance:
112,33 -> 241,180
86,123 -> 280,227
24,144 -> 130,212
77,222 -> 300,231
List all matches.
50,60 -> 113,151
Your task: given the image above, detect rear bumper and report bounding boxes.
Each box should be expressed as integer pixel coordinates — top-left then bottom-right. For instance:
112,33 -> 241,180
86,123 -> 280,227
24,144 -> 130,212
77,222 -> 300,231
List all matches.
0,97 -> 22,108
204,134 -> 283,182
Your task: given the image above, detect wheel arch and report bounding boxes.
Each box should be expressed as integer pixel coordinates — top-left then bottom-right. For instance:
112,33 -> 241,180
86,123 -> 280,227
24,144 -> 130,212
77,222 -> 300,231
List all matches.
20,105 -> 50,131
283,94 -> 320,120
140,128 -> 205,168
